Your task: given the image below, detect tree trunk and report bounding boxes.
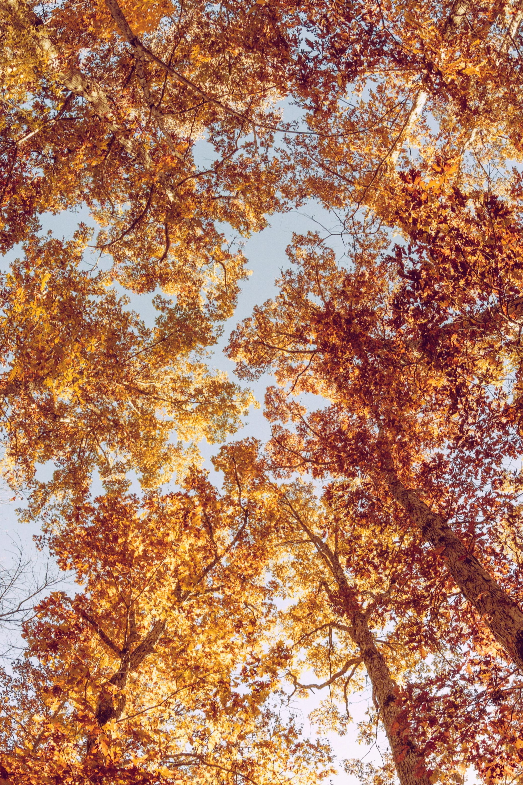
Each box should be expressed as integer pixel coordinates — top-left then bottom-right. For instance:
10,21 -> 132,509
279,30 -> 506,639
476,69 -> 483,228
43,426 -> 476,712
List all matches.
300,524 -> 432,785
387,0 -> 472,165
87,618 -> 165,754
389,91 -> 428,166
442,0 -> 470,37
96,618 -> 165,726
379,447 -> 523,671
500,2 -> 523,53
350,606 -> 431,785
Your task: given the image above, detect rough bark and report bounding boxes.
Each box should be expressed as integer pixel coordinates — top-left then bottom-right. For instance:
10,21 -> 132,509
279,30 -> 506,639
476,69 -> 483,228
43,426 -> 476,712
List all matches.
378,444 -> 523,672
94,618 -> 166,728
288,507 -> 433,785
349,607 -> 430,785
500,2 -> 523,53
442,0 -> 470,38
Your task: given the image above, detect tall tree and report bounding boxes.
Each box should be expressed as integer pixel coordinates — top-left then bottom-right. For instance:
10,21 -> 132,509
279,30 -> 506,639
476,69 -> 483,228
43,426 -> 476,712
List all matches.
286,0 -> 523,228
0,469 -> 334,784
0,0 -> 301,295
227,225 -> 523,673
4,3 -> 523,784
214,442 -> 523,784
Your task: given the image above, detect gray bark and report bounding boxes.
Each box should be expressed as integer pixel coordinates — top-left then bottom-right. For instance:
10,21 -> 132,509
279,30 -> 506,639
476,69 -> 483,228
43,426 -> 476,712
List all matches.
285,505 -> 433,785
378,443 -> 523,672
350,607 -> 430,785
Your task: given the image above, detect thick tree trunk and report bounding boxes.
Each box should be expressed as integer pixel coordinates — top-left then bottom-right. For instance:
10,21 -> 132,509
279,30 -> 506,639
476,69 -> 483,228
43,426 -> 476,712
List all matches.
349,602 -> 431,785
86,617 -> 165,754
301,526 -> 432,785
379,448 -> 523,671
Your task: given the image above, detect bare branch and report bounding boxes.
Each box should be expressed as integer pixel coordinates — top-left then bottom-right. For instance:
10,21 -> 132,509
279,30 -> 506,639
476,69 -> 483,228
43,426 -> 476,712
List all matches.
287,657 -> 362,691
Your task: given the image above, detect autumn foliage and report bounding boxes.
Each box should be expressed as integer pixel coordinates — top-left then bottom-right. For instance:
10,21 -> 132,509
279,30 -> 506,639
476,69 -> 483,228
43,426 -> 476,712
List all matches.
2,1 -> 523,784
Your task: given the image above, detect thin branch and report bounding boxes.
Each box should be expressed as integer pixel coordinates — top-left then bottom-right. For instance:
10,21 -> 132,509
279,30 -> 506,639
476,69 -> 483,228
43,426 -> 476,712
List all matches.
288,657 -> 362,691
116,680 -> 205,723
74,606 -> 122,656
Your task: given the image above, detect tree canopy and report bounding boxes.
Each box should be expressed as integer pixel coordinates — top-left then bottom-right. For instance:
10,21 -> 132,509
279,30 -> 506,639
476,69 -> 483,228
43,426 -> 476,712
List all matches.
2,1 -> 523,784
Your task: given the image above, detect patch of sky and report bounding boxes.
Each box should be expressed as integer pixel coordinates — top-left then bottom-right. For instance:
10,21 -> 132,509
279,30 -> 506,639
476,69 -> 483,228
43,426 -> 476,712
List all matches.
288,673 -> 394,785
0,473 -> 76,664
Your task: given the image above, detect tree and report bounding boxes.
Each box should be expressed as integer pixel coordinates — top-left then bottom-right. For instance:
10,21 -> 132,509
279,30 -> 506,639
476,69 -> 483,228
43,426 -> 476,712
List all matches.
4,2 -> 523,783
4,0 -> 523,510
213,441 -> 523,785
7,0 -> 523,283
0,0 -> 301,291
227,224 -> 523,670
284,0 -> 523,231
0,468 -> 334,784
0,229 -> 251,506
